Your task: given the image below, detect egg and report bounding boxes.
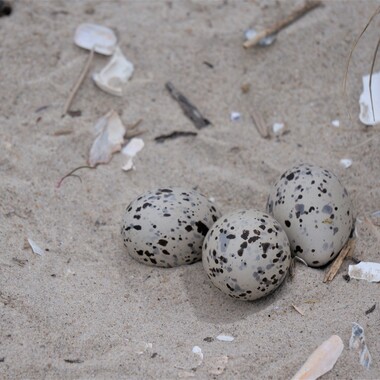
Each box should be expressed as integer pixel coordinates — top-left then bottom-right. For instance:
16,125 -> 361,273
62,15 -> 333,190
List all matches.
202,209 -> 291,301
266,163 -> 353,267
121,187 -> 221,267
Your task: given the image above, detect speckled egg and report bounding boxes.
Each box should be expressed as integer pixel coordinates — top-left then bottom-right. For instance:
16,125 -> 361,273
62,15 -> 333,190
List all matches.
266,164 -> 353,267
202,209 -> 291,301
121,187 -> 221,267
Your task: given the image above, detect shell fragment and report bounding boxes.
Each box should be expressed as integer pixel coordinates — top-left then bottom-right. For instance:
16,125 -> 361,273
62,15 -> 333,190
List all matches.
93,46 -> 134,96
121,138 -> 145,171
291,335 -> 344,380
88,110 -> 126,167
349,323 -> 372,369
74,23 -> 117,56
27,238 -> 44,256
348,261 -> 380,282
359,71 -> 380,126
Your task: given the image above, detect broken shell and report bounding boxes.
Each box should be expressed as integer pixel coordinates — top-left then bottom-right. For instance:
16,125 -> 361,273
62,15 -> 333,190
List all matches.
93,46 -> 134,96
88,110 -> 126,167
359,71 -> 380,126
244,28 -> 276,46
121,138 -> 145,171
291,335 -> 344,380
74,23 -> 117,56
348,261 -> 380,283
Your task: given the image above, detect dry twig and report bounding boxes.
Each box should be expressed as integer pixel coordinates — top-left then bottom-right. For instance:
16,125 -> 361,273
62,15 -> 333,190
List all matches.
323,239 -> 356,283
250,111 -> 269,139
243,0 -> 322,49
165,82 -> 211,129
56,165 -> 95,188
63,49 -> 95,115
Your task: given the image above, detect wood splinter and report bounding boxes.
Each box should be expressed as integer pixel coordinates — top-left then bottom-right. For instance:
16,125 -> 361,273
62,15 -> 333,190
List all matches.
165,81 -> 211,129
323,239 -> 356,283
243,0 -> 322,49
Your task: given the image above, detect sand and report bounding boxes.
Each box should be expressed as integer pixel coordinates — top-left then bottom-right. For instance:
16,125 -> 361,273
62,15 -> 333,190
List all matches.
1,0 -> 379,378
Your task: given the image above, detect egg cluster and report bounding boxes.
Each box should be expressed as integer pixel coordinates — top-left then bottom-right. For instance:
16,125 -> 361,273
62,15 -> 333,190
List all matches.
121,164 -> 353,301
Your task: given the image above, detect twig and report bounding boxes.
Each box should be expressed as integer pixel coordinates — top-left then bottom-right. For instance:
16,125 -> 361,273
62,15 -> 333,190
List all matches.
56,165 -> 95,188
243,0 -> 322,49
292,304 -> 305,316
155,130 -> 197,143
125,130 -> 146,139
323,239 -> 355,283
250,111 -> 269,138
127,119 -> 143,131
165,82 -> 211,129
365,303 -> 376,315
63,49 -> 95,115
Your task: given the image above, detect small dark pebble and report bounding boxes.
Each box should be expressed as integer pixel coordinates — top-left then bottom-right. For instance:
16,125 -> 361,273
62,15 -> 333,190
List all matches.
151,353 -> 158,358
203,337 -> 214,342
64,359 -> 83,364
51,274 -> 56,277
365,304 -> 376,315
351,257 -> 361,264
0,357 -> 5,362
342,274 -> 350,282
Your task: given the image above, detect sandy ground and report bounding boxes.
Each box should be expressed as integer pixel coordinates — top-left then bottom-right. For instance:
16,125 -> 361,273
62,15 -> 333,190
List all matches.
1,0 -> 380,379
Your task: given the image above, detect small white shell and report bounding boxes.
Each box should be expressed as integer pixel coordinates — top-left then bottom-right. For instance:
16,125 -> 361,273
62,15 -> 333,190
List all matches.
74,23 -> 117,55
93,47 -> 134,96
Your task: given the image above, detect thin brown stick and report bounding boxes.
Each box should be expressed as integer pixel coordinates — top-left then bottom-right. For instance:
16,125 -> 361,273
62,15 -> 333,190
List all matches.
63,49 -> 95,115
323,239 -> 355,283
243,0 -> 322,49
126,119 -> 143,131
125,130 -> 146,139
56,165 -> 95,188
343,6 -> 380,124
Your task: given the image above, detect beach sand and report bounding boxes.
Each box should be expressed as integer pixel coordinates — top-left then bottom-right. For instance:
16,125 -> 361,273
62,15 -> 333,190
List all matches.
1,0 -> 379,378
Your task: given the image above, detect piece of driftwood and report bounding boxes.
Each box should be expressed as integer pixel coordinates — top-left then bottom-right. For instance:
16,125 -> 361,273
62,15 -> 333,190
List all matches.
165,82 -> 211,129
250,111 -> 269,138
155,130 -> 197,143
323,239 -> 355,283
243,0 -> 322,49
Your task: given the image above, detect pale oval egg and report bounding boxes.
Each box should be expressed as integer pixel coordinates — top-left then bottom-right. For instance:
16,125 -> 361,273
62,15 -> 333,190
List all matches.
266,164 -> 354,267
202,209 -> 291,301
121,187 -> 221,267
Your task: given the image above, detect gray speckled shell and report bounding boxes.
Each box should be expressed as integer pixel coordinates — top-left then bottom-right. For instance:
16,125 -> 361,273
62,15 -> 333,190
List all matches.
202,209 -> 291,301
266,164 -> 353,267
121,187 -> 221,267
